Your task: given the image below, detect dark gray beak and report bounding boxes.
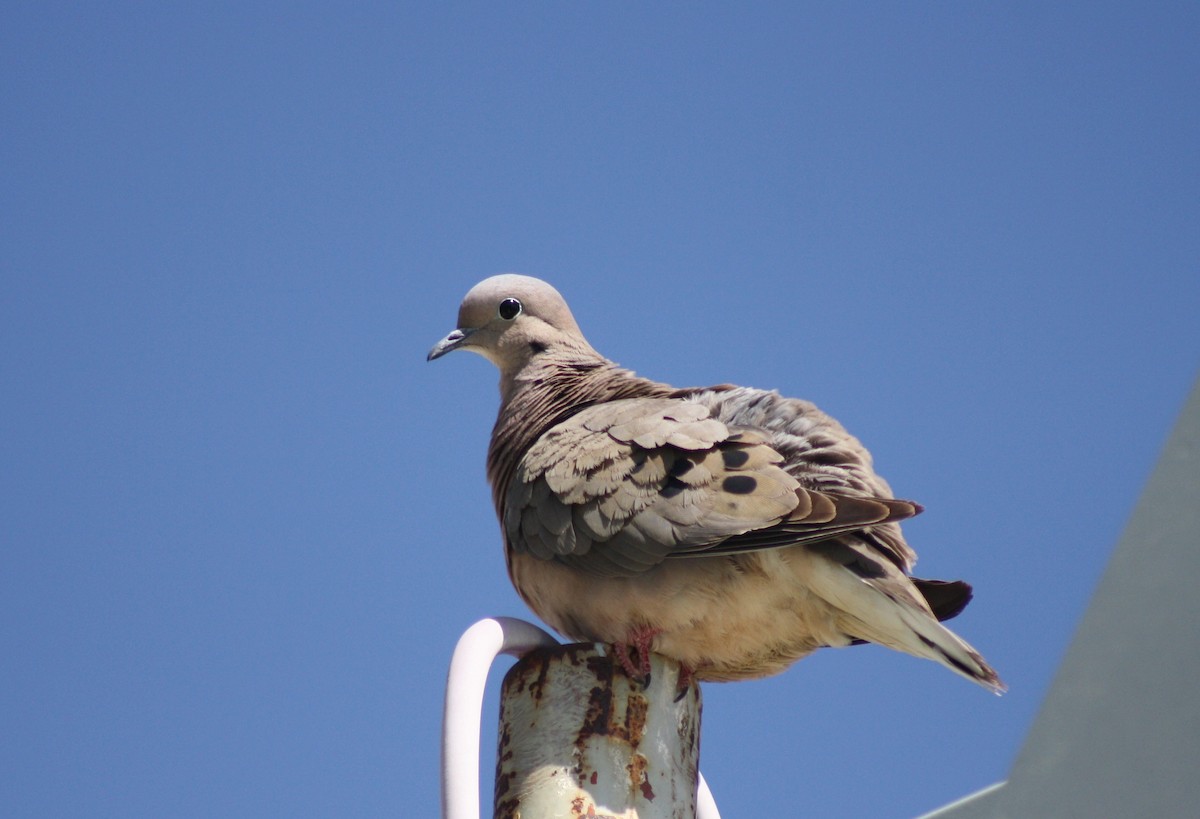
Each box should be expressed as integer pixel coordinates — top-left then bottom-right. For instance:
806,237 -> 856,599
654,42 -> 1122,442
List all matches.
427,328 -> 473,361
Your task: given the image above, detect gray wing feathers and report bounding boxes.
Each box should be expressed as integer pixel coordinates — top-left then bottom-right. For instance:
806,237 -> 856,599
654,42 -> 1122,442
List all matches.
687,386 -> 920,571
505,395 -> 922,577
507,397 -> 803,575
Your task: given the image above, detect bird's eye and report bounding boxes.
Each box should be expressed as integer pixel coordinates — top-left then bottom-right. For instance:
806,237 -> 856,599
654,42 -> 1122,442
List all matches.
498,298 -> 522,321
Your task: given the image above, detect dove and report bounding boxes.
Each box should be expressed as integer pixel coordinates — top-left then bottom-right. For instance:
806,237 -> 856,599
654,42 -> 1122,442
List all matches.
428,274 -> 1004,692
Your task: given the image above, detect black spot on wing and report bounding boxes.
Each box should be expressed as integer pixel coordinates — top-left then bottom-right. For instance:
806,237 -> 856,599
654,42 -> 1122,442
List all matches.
630,452 -> 647,474
660,477 -> 687,499
721,448 -> 750,468
722,475 -> 757,495
669,457 -> 695,477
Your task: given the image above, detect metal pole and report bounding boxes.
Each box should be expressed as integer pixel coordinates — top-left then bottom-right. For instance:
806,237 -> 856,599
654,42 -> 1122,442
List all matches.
494,643 -> 702,819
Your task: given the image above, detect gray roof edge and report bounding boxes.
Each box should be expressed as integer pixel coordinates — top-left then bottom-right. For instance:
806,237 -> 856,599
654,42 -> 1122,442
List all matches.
915,781 -> 1006,819
914,372 -> 1200,817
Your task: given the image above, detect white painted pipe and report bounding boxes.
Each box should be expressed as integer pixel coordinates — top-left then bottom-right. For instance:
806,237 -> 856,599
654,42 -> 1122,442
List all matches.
441,618 -> 721,819
494,644 -> 701,819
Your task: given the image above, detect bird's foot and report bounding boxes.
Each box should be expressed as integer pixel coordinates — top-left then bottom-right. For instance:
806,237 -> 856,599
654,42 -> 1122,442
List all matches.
673,664 -> 697,702
612,626 -> 661,687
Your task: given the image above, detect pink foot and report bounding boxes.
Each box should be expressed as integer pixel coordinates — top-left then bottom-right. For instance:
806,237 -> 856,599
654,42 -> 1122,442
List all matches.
613,625 -> 661,685
674,664 -> 696,701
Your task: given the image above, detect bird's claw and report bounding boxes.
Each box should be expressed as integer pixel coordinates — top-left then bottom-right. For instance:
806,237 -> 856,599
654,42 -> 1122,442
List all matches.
613,641 -> 652,687
673,664 -> 696,702
613,626 -> 660,689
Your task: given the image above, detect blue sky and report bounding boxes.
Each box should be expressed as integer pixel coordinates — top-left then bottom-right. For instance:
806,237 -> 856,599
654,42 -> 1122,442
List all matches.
2,3 -> 1197,817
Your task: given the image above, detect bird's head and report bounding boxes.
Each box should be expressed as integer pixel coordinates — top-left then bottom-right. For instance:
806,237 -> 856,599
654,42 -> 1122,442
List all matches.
427,274 -> 596,378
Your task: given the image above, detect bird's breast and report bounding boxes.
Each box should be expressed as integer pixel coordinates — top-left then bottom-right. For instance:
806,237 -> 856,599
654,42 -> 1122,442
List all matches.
508,547 -> 854,681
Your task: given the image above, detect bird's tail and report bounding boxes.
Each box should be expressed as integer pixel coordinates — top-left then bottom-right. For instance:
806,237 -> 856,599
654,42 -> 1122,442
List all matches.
884,597 -> 1006,694
811,557 -> 1006,694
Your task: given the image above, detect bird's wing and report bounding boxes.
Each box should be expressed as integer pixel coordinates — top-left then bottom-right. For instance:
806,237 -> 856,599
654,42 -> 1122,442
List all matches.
506,396 -> 920,577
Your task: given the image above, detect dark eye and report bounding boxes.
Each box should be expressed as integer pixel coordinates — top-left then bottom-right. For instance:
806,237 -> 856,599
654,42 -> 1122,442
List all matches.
497,298 -> 522,321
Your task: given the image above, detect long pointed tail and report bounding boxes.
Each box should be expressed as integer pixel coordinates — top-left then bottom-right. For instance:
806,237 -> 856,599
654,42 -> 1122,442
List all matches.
811,556 -> 1006,694
890,600 -> 1006,694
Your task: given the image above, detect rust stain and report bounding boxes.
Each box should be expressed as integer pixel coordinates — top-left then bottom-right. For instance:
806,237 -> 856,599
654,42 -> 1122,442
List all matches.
579,684 -> 611,739
494,795 -> 519,819
494,721 -> 514,801
493,770 -> 514,802
527,650 -> 552,702
577,663 -> 656,749
624,693 -> 648,747
677,691 -> 701,756
562,642 -> 593,667
497,720 -> 514,765
584,649 -> 615,684
640,777 -> 655,801
628,752 -> 654,801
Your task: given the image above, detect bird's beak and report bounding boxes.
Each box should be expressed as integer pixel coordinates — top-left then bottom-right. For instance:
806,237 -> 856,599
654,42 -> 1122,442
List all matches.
427,328 -> 473,361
